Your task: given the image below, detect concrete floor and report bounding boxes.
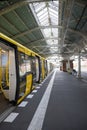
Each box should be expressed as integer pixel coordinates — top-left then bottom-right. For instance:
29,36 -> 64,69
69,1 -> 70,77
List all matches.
0,71 -> 87,130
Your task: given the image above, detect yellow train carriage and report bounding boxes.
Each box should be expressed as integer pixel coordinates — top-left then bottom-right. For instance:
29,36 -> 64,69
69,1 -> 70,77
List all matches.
0,33 -> 46,104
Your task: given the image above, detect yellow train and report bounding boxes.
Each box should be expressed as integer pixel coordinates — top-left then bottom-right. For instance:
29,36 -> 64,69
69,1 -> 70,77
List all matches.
0,33 -> 53,105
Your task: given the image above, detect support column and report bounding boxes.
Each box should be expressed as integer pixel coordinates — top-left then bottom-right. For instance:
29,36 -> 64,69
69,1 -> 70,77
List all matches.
78,52 -> 81,78
67,59 -> 70,69
0,50 -> 1,87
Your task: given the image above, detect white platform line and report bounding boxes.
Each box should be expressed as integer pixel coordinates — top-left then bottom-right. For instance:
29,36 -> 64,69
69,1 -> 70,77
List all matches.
27,70 -> 56,130
18,101 -> 28,107
32,90 -> 38,93
27,94 -> 34,99
36,87 -> 40,89
4,112 -> 19,123
39,84 -> 42,86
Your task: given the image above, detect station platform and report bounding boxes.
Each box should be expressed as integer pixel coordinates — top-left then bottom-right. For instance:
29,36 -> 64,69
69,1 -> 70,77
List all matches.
0,69 -> 87,130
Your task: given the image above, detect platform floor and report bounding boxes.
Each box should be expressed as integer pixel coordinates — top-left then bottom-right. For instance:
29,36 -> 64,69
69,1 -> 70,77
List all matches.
0,70 -> 87,130
0,93 -> 12,116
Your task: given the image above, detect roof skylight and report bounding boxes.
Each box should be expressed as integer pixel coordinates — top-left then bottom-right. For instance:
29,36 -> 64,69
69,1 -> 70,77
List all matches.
29,1 -> 59,61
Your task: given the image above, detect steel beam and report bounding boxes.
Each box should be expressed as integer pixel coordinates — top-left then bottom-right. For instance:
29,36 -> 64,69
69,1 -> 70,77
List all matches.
70,16 -> 87,24
29,37 -> 59,45
67,28 -> 87,41
75,1 -> 87,7
31,45 -> 58,48
12,25 -> 63,39
0,0 -> 55,16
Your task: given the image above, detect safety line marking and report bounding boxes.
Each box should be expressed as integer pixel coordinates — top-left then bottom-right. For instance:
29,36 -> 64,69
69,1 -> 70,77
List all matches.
36,87 -> 40,89
4,112 -> 19,123
27,70 -> 56,130
27,94 -> 34,99
32,90 -> 38,93
18,101 -> 28,107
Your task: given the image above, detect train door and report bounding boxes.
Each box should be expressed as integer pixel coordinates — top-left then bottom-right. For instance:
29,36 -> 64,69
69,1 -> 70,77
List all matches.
0,42 -> 17,102
18,53 -> 33,102
36,56 -> 40,83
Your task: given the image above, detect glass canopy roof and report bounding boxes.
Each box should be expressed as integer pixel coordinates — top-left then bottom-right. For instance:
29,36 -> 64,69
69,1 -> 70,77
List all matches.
30,1 -> 59,64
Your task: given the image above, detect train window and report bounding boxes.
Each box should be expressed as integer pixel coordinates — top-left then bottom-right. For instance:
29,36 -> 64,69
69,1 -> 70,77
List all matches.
31,57 -> 36,81
40,59 -> 43,80
18,53 -> 32,77
18,52 -> 26,77
36,57 -> 40,82
0,50 -> 9,88
1,52 -> 8,66
25,55 -> 31,73
18,52 -> 26,97
30,56 -> 40,83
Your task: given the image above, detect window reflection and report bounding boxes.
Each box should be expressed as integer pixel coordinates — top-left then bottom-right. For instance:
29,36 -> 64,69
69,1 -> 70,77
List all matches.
18,52 -> 31,77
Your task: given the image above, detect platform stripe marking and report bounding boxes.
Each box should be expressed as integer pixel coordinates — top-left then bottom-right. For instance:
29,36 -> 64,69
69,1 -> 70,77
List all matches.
18,101 -> 28,107
36,87 -> 40,89
27,70 -> 56,130
4,113 -> 19,123
32,90 -> 38,93
27,94 -> 34,99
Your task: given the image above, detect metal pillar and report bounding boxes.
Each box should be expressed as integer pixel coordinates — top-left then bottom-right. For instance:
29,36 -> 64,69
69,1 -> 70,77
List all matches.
78,52 -> 81,78
67,59 -> 70,69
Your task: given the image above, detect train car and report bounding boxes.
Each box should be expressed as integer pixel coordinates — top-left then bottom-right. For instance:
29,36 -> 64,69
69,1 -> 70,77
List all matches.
0,33 -> 48,105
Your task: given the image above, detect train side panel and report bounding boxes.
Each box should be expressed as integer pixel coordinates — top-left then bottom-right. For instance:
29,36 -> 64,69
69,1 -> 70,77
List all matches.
0,33 -> 53,104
